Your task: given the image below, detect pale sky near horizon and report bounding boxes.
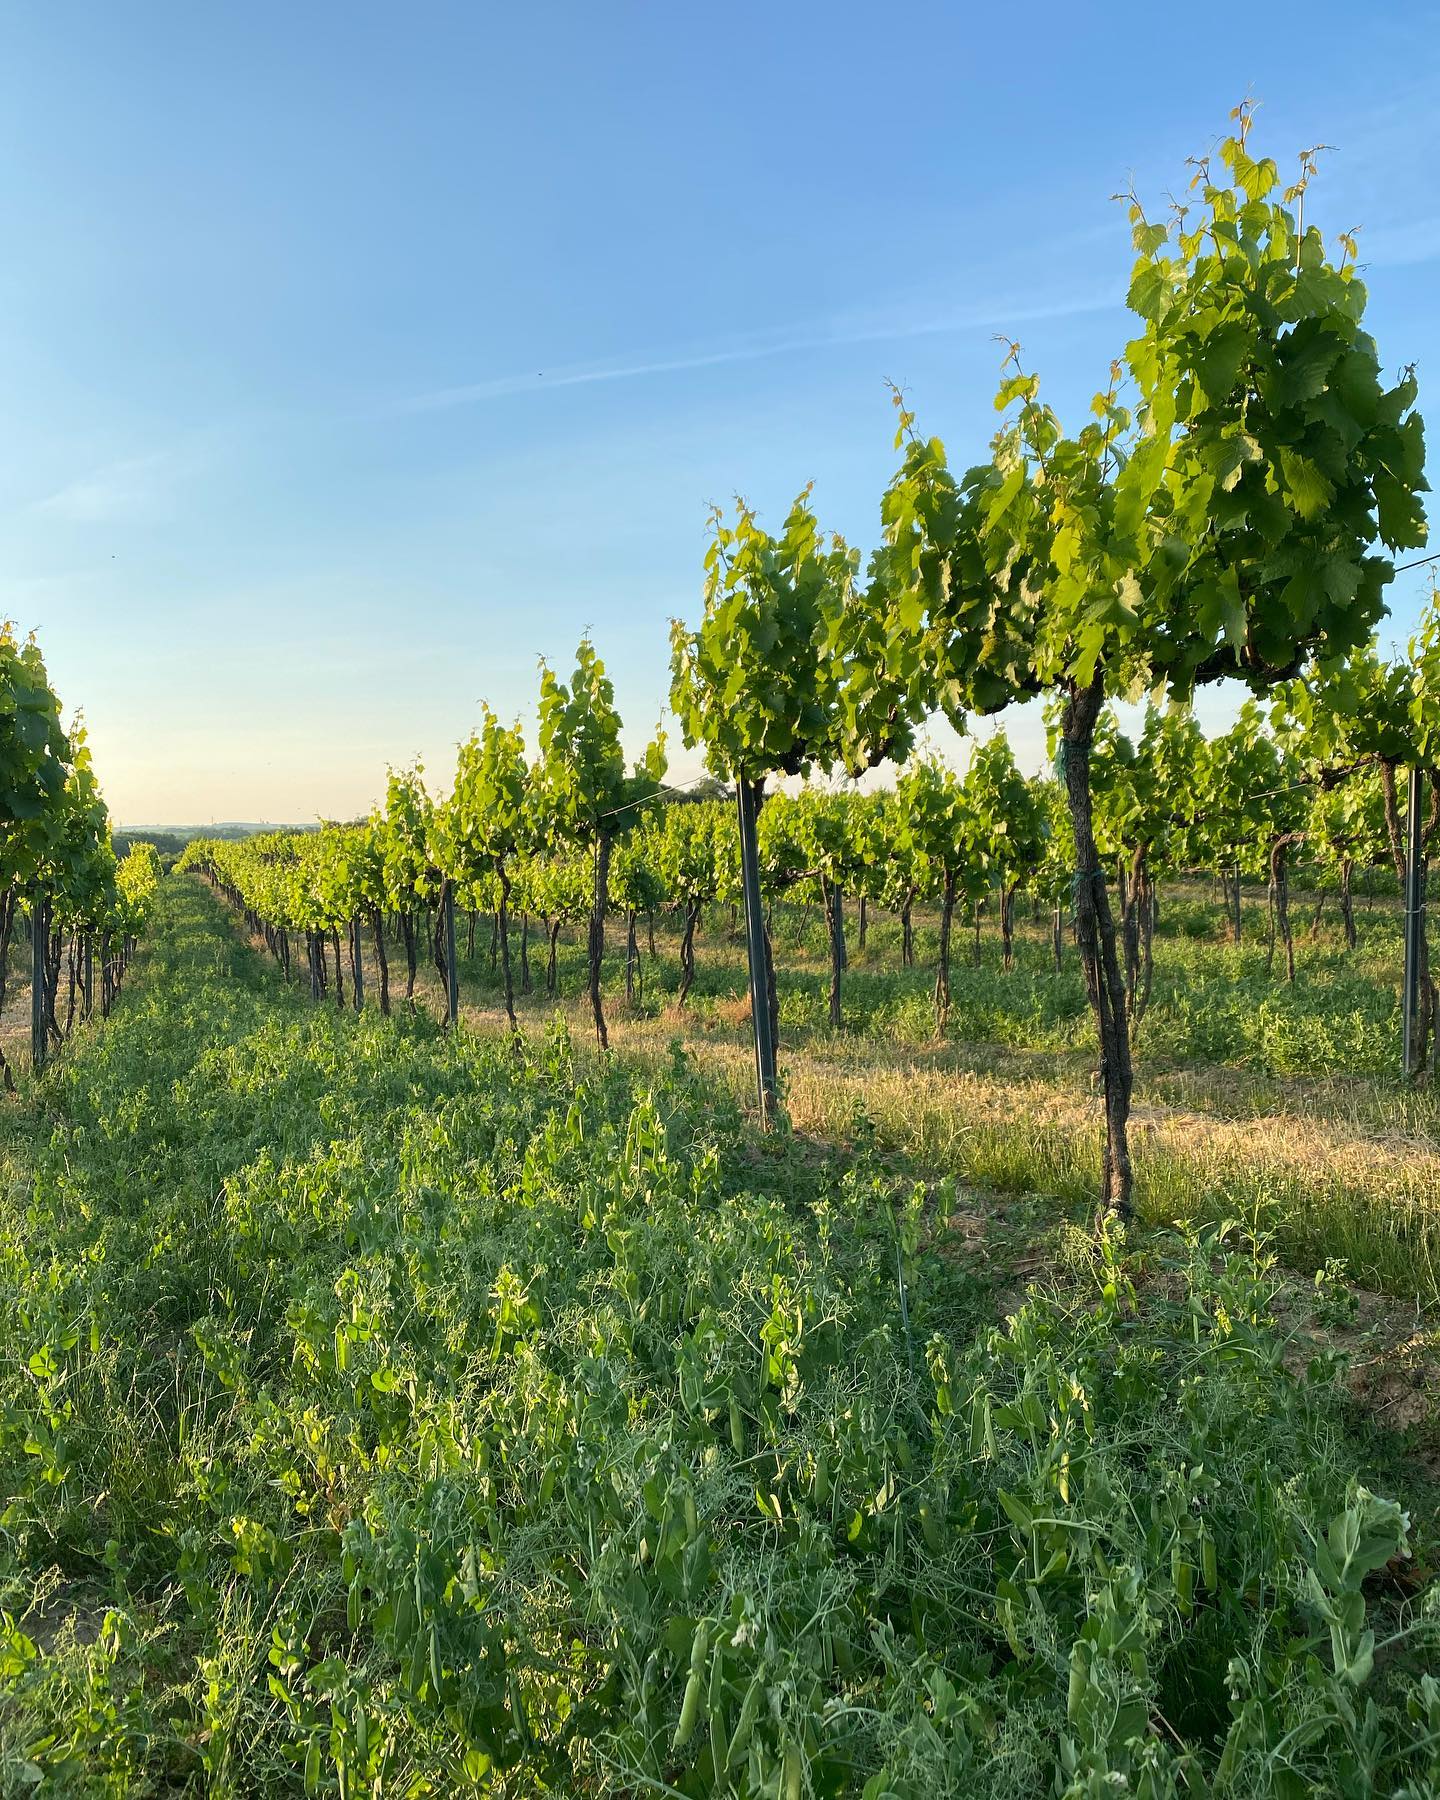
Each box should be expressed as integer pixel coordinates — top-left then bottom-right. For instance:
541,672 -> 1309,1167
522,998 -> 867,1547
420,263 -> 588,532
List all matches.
1,3 -> 1437,825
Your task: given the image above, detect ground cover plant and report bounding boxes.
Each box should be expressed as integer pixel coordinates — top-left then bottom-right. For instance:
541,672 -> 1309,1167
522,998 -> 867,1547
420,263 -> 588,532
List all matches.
0,876 -> 1438,1798
232,860 -> 1440,1308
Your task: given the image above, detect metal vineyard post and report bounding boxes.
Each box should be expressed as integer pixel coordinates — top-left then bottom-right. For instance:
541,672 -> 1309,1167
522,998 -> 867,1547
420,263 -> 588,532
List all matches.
1403,767 -> 1428,1077
736,779 -> 776,1122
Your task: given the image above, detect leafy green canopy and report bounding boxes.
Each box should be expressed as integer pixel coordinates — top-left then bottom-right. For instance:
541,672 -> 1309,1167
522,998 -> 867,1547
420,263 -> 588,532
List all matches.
1089,707 -> 1207,876
882,108 -> 1427,722
442,706 -> 532,888
0,626 -> 71,888
892,756 -> 988,911
642,801 -> 737,915
670,488 -> 922,785
539,639 -> 665,846
1282,587 -> 1440,778
962,734 -> 1049,892
48,725 -> 118,931
1193,703 -> 1308,876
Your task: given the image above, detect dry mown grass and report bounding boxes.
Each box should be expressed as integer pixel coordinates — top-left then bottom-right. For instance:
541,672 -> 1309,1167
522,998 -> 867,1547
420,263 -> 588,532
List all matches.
225,885 -> 1440,1302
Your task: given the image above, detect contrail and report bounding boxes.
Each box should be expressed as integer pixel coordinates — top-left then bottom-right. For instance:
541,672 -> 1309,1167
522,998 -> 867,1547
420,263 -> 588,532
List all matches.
395,288 -> 1119,416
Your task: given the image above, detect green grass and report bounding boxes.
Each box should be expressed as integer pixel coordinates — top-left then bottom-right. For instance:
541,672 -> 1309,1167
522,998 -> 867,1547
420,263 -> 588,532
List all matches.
440,882 -> 1433,1091
1,876 -> 1438,1795
387,886 -> 1440,1302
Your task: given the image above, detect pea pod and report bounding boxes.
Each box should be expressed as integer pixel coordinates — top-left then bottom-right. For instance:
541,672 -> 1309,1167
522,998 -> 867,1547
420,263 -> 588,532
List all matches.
1066,1643 -> 1088,1722
724,1667 -> 766,1778
407,1624 -> 427,1695
393,1582 -> 416,1644
638,1645 -> 661,1721
1172,1551 -> 1195,1614
672,1668 -> 704,1752
707,1640 -> 729,1778
672,1621 -> 711,1752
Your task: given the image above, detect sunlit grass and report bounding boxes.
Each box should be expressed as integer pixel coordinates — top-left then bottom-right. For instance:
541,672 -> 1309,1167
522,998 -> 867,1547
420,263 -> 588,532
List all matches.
308,880 -> 1440,1301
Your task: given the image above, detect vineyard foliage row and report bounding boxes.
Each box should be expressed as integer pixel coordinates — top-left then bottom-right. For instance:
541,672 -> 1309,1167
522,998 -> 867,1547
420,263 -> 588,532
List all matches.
189,112 -> 1440,1214
178,606 -> 1437,1053
0,622 -> 161,1072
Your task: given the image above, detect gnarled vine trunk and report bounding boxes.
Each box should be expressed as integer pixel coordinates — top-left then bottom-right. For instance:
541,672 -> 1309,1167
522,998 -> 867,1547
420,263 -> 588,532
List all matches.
44,927 -> 63,1046
496,863 -> 518,1037
401,912 -> 417,1006
823,877 -> 844,1029
0,892 -> 16,1091
588,836 -> 611,1050
430,893 -> 449,991
1120,845 -> 1155,1031
1219,862 -> 1243,946
1339,859 -> 1357,951
371,907 -> 390,1015
1061,674 -> 1134,1223
64,933 -> 78,1038
678,902 -> 699,1007
1266,837 -> 1298,985
624,910 -> 640,1005
934,872 -> 955,1032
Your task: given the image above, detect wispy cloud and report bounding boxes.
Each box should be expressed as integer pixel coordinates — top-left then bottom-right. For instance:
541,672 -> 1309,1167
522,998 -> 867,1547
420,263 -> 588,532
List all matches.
1261,67 -> 1440,273
31,450 -> 182,524
395,286 -> 1120,417
1361,215 -> 1440,270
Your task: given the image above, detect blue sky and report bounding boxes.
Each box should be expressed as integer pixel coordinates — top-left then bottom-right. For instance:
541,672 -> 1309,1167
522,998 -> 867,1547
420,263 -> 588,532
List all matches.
1,2 -> 1436,824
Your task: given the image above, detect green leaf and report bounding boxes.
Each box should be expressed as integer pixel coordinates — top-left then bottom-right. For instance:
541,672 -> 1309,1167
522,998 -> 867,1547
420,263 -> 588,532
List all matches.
1278,448 -> 1335,520
1194,322 -> 1250,405
1373,469 -> 1428,551
1126,263 -> 1167,321
1277,324 -> 1343,408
